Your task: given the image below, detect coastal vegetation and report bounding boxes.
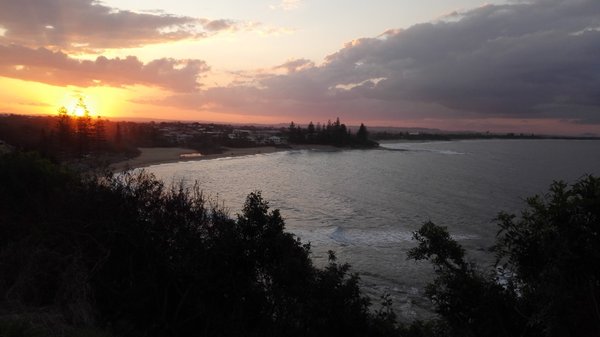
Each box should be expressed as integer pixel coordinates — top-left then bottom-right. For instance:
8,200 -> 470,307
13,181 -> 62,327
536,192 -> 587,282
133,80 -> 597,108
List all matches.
1,112 -> 599,336
371,130 -> 600,142
287,118 -> 378,147
1,149 -> 598,336
0,152 -> 396,337
407,175 -> 600,337
3,110 -> 596,170
0,112 -> 379,169
0,112 -> 142,165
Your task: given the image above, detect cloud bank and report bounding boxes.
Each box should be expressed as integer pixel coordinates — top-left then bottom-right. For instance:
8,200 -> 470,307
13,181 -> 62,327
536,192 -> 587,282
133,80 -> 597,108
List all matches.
159,0 -> 600,126
0,0 -> 249,51
1,0 -> 598,131
0,44 -> 208,91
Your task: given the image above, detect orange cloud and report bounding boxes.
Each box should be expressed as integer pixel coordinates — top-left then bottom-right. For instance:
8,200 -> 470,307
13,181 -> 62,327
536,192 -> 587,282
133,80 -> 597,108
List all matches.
0,44 -> 209,92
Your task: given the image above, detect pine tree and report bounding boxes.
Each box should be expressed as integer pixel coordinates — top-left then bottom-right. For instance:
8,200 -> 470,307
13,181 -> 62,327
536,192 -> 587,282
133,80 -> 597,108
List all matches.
115,122 -> 123,146
75,98 -> 92,156
56,106 -> 72,150
357,123 -> 368,143
92,116 -> 107,152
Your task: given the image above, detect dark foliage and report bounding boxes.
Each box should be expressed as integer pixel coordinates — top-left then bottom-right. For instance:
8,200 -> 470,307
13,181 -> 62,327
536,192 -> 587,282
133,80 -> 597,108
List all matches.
0,152 -> 395,337
408,223 -> 528,337
4,151 -> 597,337
408,176 -> 600,337
494,176 -> 600,336
0,114 -> 159,165
287,118 -> 378,148
371,131 -> 599,142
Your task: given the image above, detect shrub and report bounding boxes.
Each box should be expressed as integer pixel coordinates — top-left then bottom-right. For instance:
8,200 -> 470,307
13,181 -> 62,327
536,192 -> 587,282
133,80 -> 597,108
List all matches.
408,175 -> 600,337
0,152 -> 393,337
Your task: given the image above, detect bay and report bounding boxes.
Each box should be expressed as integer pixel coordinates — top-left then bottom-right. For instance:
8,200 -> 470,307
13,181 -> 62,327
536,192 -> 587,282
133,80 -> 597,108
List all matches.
144,139 -> 600,319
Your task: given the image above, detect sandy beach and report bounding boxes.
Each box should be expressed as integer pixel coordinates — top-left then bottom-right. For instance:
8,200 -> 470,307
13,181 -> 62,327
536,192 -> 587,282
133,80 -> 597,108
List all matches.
110,144 -> 348,171
110,146 -> 291,171
109,142 -> 366,171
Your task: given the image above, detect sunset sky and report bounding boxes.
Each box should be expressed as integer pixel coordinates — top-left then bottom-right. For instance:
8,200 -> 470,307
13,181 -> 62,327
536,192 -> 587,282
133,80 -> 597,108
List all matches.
0,0 -> 599,135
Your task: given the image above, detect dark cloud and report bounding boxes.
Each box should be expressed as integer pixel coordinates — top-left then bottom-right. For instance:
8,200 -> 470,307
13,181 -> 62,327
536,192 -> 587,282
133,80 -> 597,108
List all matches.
0,44 -> 209,91
154,0 -> 600,126
0,0 -> 239,50
310,0 -> 600,120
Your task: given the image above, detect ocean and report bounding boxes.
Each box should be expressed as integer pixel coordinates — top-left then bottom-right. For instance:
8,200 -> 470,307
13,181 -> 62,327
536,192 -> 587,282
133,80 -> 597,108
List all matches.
143,139 -> 600,319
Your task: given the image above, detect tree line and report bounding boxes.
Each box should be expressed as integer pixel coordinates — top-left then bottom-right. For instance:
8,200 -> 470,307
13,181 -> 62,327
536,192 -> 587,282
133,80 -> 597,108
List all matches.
55,99 -> 109,157
287,118 -> 377,147
0,109 -> 176,165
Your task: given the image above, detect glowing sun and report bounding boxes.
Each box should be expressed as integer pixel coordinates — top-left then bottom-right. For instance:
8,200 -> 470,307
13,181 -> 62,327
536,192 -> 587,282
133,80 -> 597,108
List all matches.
69,97 -> 94,117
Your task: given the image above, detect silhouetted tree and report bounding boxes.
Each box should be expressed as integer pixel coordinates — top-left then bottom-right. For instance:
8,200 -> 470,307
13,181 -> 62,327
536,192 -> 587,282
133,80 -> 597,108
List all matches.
408,175 -> 600,337
308,121 -> 315,134
56,106 -> 72,149
92,116 -> 107,152
288,121 -> 305,143
75,98 -> 92,156
307,121 -> 316,141
285,118 -> 377,147
114,122 -> 123,145
494,176 -> 600,337
357,123 -> 368,143
408,222 -> 525,337
0,151 -> 397,337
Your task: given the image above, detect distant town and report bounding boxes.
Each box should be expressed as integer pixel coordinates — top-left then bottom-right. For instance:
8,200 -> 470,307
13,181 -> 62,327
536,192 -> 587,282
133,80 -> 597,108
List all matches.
0,112 -> 376,166
1,111 -> 598,169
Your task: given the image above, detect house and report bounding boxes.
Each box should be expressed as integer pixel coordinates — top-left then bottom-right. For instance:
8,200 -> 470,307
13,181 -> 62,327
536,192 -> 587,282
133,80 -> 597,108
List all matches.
268,136 -> 285,145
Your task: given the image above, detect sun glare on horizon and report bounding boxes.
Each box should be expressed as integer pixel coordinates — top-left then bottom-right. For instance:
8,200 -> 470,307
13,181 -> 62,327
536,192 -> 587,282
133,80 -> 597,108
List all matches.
60,94 -> 98,118
56,86 -> 129,119
73,102 -> 88,117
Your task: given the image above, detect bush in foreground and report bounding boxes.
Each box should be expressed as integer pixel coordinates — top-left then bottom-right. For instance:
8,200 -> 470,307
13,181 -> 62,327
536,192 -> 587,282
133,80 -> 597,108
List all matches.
409,175 -> 600,337
0,152 -> 395,337
2,152 -> 597,337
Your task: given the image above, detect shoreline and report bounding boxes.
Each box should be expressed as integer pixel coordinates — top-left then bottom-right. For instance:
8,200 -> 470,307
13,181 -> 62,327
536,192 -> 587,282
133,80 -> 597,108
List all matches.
110,144 -> 342,171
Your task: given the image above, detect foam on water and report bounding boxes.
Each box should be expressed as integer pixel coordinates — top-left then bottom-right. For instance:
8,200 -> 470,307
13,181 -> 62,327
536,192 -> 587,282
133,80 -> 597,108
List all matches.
329,226 -> 416,247
380,143 -> 466,155
145,139 -> 600,319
